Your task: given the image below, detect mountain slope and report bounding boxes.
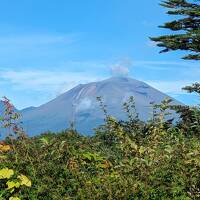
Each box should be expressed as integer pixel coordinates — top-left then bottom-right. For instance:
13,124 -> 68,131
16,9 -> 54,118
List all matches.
20,77 -> 183,136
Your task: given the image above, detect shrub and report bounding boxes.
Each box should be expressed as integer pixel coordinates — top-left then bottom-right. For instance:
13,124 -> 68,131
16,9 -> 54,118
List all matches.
0,96 -> 200,199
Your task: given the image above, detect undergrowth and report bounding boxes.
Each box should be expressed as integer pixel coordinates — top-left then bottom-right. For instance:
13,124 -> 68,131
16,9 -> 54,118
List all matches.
0,94 -> 200,199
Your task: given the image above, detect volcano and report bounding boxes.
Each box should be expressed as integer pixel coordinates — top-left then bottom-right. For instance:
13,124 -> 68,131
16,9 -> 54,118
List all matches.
15,77 -> 183,136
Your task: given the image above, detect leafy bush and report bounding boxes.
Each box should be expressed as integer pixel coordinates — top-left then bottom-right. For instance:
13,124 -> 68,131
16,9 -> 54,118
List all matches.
0,96 -> 200,199
0,167 -> 31,199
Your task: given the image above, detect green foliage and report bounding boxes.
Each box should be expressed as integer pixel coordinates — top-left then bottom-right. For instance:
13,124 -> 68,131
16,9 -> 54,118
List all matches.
0,1 -> 199,199
183,82 -> 200,95
0,96 -> 200,199
0,167 -> 31,200
150,0 -> 200,60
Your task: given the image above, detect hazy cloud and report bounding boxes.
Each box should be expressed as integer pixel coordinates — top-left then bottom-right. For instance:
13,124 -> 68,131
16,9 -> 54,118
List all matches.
110,58 -> 132,77
0,69 -> 106,95
146,80 -> 198,95
76,98 -> 93,112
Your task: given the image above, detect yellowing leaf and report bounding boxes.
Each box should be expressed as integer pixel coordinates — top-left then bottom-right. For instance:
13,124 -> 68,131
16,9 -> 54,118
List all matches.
7,181 -> 20,190
18,174 -> 31,187
98,160 -> 112,169
97,163 -> 108,169
130,142 -> 138,150
0,144 -> 11,152
0,168 -> 14,179
9,197 -> 20,200
139,146 -> 145,154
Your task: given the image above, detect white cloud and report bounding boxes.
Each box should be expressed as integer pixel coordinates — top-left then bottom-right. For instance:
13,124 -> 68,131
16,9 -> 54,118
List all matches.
110,58 -> 132,77
0,69 -> 106,95
76,98 -> 93,112
146,80 -> 198,95
1,60 -> 199,97
0,59 -> 199,108
111,65 -> 129,77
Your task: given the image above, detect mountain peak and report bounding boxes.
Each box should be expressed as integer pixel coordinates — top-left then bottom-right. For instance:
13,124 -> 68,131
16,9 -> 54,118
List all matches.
20,77 -> 183,136
103,76 -> 135,82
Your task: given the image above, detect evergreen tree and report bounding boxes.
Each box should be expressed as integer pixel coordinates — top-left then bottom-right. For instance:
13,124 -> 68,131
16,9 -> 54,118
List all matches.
150,0 -> 200,60
183,82 -> 200,94
151,0 -> 200,128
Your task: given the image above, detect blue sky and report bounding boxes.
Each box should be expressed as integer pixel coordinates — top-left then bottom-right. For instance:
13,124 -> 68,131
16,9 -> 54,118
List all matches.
0,0 -> 199,109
